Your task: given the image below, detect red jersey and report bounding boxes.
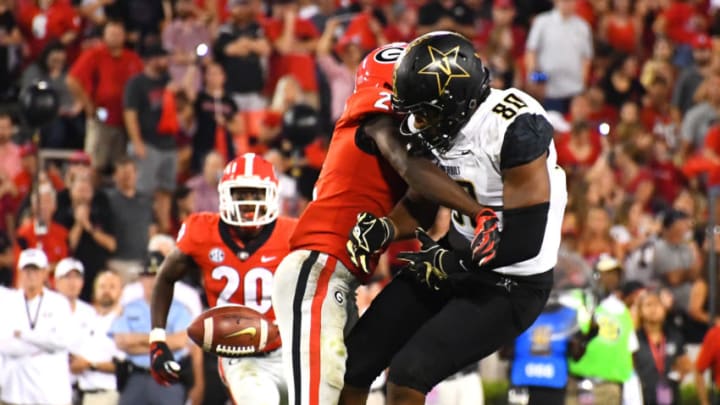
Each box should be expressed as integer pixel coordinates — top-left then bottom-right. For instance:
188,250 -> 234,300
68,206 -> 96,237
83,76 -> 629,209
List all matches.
176,212 -> 297,321
290,83 -> 407,281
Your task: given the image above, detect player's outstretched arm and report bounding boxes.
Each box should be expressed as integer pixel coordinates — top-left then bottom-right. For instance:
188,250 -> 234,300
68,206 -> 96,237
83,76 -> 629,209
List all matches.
363,114 -> 482,218
387,189 -> 439,239
149,248 -> 196,386
151,248 -> 195,329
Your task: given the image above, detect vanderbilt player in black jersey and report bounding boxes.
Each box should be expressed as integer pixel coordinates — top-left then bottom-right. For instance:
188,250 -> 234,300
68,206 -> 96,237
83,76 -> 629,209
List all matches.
340,31 -> 568,405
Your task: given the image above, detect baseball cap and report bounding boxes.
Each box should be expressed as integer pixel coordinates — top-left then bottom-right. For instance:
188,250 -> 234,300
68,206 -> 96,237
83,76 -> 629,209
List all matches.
55,257 -> 85,278
662,209 -> 689,229
595,254 -> 621,273
140,251 -> 166,276
692,34 -> 712,50
18,248 -> 49,270
494,0 -> 514,8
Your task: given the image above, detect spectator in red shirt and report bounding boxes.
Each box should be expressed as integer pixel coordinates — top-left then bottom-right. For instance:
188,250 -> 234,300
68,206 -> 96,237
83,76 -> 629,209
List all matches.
615,143 -> 656,210
16,0 -> 80,62
700,123 -> 720,186
598,0 -> 640,54
695,325 -> 720,405
475,0 -> 526,60
650,140 -> 685,207
641,76 -> 680,150
316,17 -> 365,122
556,121 -> 603,175
653,0 -> 701,47
12,143 -> 64,211
67,20 -> 143,176
13,182 -> 69,284
264,0 -> 320,107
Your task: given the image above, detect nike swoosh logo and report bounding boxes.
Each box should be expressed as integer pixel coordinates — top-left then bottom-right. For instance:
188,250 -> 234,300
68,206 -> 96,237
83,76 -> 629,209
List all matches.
261,256 -> 276,263
224,327 -> 257,338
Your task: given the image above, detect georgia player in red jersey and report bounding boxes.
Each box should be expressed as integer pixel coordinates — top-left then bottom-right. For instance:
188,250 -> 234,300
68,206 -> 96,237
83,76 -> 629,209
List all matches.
271,43 -> 495,405
149,153 -> 297,404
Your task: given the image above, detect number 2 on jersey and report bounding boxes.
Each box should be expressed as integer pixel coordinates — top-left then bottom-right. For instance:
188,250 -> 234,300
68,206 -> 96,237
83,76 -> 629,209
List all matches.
211,266 -> 273,313
374,91 -> 392,111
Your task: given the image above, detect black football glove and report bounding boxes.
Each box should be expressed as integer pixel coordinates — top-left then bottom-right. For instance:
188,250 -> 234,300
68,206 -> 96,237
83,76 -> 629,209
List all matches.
472,208 -> 500,265
149,330 -> 180,386
397,228 -> 467,290
347,212 -> 396,274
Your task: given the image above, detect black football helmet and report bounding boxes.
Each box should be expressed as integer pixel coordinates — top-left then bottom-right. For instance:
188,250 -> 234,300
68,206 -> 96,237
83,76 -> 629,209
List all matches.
392,31 -> 490,153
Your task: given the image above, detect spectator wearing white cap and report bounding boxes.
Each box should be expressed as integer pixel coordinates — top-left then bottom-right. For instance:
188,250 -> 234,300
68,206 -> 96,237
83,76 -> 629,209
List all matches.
70,270 -> 124,405
0,248 -> 73,405
54,257 -> 95,400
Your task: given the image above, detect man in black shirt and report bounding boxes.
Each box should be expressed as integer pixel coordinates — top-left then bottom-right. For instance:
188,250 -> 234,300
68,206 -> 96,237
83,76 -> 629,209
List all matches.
53,173 -> 116,301
192,62 -> 237,173
213,0 -> 270,111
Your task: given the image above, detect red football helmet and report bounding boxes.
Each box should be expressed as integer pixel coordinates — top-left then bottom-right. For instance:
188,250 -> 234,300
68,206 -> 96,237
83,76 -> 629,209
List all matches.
218,153 -> 280,227
354,42 -> 407,92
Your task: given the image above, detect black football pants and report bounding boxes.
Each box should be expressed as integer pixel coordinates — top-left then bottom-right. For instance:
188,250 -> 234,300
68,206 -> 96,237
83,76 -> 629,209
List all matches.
344,270 -> 552,393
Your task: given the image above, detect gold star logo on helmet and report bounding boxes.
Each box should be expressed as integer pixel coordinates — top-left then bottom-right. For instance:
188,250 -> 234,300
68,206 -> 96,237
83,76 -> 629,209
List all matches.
418,45 -> 470,96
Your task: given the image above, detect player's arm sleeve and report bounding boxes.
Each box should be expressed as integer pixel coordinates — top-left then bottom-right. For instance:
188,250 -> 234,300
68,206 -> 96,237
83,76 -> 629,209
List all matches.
475,202 -> 550,271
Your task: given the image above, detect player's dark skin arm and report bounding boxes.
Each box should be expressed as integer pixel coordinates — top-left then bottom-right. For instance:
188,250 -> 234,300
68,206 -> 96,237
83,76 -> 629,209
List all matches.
502,154 -> 550,209
151,248 -> 197,329
364,115 -> 483,219
387,189 -> 439,239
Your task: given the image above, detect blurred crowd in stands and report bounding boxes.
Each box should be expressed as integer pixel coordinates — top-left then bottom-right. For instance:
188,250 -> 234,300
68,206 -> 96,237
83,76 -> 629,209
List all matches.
1,0 -> 720,403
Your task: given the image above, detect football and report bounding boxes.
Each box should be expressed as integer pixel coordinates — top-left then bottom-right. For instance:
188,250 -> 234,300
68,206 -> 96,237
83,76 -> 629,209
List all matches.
187,305 -> 280,357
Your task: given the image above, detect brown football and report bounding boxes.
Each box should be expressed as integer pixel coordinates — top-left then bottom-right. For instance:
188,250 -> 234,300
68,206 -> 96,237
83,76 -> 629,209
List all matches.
187,305 -> 280,357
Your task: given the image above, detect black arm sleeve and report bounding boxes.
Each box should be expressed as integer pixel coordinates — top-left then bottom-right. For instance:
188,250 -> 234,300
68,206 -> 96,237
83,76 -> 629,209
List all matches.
441,202 -> 549,273
482,202 -> 549,270
500,113 -> 554,170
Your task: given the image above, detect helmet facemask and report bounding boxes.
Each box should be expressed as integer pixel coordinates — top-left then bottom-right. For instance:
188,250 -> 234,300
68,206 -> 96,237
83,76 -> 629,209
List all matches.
394,73 -> 489,154
218,179 -> 279,227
